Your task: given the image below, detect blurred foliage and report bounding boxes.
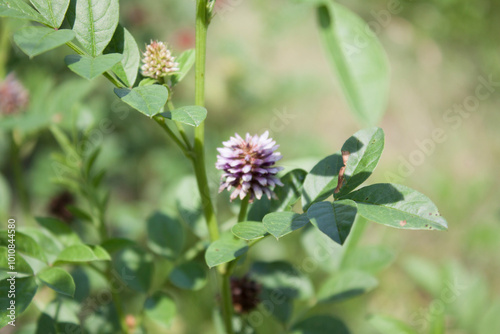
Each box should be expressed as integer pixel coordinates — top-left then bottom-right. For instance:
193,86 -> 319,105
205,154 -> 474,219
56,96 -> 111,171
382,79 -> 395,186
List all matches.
1,0 -> 499,333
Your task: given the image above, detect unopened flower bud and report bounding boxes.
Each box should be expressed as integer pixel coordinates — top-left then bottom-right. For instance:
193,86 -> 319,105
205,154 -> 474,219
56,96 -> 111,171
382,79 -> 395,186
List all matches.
140,40 -> 180,79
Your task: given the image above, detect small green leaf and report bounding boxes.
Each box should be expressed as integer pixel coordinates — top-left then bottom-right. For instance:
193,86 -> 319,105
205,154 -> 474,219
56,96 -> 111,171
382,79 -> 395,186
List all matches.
114,85 -> 168,117
0,0 -> 50,25
90,245 -> 111,261
54,244 -> 108,264
73,0 -> 119,57
262,212 -> 309,239
36,217 -> 81,246
104,25 -> 140,87
14,27 -> 75,58
340,183 -> 448,230
302,152 -> 344,210
65,53 -> 123,80
113,247 -> 153,293
205,233 -> 248,268
317,3 -> 389,125
317,269 -> 378,303
146,212 -> 184,260
0,230 -> 47,263
291,315 -> 350,334
0,246 -> 33,279
30,0 -> 70,28
37,267 -> 75,297
144,292 -> 176,328
163,106 -> 207,127
271,169 -> 307,212
171,49 -> 195,85
169,261 -> 207,291
335,127 -> 385,198
306,200 -> 357,244
369,314 -> 418,334
0,276 -> 37,328
232,221 -> 267,240
101,238 -> 136,254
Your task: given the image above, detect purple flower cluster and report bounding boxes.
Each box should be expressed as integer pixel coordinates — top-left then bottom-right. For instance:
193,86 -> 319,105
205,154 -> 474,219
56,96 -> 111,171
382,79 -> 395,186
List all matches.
216,131 -> 284,202
0,73 -> 29,115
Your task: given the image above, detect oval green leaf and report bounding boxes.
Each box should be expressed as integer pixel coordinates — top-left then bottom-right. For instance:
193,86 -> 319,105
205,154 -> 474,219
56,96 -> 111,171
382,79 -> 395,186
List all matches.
232,221 -> 267,240
335,127 -> 385,198
65,53 -> 123,80
317,3 -> 390,125
0,0 -> 50,25
73,0 -> 119,57
0,230 -> 47,263
0,246 -> 33,279
301,152 -> 344,210
104,25 -> 140,87
205,233 -> 248,268
30,0 -> 70,28
0,276 -> 37,328
114,85 -> 168,117
263,212 -> 310,239
54,244 -> 108,264
14,27 -> 75,58
37,267 -> 75,297
340,183 -> 448,230
306,200 -> 357,245
163,106 -> 208,127
171,49 -> 195,86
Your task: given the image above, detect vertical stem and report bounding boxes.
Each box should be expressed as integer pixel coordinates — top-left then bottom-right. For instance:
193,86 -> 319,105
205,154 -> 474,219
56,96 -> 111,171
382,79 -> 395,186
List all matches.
221,274 -> 234,334
193,2 -> 233,333
193,0 -> 219,242
237,196 -> 250,223
10,132 -> 30,216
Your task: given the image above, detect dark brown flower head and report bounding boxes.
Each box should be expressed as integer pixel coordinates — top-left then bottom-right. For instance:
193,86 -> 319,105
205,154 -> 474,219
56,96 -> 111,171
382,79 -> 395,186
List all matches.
230,276 -> 262,314
0,73 -> 29,115
48,191 -> 75,223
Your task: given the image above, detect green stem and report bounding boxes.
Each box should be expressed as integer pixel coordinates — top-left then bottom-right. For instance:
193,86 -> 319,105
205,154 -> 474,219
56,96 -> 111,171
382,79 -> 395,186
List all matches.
167,100 -> 192,149
10,132 -> 30,216
193,0 -> 219,242
153,115 -> 191,158
221,274 -> 234,334
237,196 -> 250,222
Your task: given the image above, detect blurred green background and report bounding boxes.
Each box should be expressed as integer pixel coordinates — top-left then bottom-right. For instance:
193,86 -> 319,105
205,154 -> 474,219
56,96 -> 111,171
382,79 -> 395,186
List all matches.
1,0 -> 499,333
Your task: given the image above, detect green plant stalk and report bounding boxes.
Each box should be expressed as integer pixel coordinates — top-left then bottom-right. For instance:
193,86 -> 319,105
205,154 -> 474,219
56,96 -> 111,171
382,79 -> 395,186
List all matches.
167,100 -> 192,149
237,196 -> 250,222
193,0 -> 220,243
221,273 -> 234,334
10,132 -> 30,216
